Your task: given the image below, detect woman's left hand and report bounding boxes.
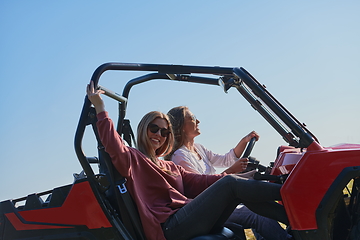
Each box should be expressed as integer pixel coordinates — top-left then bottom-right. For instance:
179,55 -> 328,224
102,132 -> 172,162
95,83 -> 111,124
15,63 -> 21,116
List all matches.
243,131 -> 260,143
233,130 -> 260,159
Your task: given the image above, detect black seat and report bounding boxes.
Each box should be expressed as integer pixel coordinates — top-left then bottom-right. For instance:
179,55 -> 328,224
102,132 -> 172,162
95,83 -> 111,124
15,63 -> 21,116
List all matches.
191,235 -> 232,240
24,194 -> 44,210
190,227 -> 235,240
47,185 -> 72,208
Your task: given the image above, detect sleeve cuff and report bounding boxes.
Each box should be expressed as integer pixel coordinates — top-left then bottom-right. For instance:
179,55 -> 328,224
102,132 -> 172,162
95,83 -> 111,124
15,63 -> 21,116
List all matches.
97,111 -> 108,121
230,148 -> 239,160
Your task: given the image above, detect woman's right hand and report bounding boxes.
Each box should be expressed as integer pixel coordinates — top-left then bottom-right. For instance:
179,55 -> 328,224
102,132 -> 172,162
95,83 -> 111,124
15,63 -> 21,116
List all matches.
86,81 -> 105,113
223,157 -> 248,174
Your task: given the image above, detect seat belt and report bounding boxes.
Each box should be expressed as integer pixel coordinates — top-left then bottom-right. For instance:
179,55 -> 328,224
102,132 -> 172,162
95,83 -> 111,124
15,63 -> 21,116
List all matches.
99,147 -> 146,240
122,119 -> 136,148
90,109 -> 145,240
115,176 -> 146,240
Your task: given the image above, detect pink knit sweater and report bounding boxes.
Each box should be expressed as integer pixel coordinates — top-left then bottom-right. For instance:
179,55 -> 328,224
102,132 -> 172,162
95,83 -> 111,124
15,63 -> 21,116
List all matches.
97,111 -> 223,240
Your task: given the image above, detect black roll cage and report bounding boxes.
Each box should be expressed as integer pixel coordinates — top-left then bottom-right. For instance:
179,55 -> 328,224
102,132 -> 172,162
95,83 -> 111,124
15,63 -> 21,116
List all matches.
74,62 -> 317,181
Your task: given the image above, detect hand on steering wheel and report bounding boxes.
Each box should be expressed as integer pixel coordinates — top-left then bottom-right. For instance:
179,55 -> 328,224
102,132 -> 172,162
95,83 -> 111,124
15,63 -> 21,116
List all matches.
242,137 -> 257,158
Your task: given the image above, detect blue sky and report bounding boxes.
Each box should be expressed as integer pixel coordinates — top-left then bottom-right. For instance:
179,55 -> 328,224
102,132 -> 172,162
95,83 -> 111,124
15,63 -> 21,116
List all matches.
1,1 -> 359,201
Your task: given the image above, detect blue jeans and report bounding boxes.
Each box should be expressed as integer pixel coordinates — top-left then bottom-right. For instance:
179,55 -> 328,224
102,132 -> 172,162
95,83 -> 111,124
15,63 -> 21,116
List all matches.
225,205 -> 291,240
162,175 -> 288,240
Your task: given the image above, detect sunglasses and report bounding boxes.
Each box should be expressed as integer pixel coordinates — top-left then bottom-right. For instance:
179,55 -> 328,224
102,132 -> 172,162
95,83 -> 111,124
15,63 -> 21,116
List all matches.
148,124 -> 171,137
189,114 -> 197,122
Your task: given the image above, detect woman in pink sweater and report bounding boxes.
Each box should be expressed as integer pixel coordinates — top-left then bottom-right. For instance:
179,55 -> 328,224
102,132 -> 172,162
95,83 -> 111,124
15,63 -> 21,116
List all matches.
87,82 -> 288,240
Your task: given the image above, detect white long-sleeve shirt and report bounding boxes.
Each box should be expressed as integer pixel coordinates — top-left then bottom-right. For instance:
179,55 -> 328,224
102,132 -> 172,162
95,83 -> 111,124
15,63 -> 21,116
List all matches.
171,143 -> 239,175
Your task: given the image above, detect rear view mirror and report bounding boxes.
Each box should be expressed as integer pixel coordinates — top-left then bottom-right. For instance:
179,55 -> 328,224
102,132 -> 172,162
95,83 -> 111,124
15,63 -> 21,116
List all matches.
218,77 -> 237,93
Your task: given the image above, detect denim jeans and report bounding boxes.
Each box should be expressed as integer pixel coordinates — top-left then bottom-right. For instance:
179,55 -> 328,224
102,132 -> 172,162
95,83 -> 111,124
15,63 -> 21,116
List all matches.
162,175 -> 288,240
226,205 -> 291,240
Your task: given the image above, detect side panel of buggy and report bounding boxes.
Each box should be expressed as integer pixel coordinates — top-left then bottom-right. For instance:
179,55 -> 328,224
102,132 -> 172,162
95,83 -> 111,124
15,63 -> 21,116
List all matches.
0,179 -> 130,240
271,141 -> 360,239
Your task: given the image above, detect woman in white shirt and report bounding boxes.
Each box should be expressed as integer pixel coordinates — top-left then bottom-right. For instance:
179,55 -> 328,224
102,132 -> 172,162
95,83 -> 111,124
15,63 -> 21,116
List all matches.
167,106 -> 292,240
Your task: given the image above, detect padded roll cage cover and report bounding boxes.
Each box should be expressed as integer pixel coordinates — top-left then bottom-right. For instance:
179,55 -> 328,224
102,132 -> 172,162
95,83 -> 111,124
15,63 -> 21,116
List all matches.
74,62 -> 316,181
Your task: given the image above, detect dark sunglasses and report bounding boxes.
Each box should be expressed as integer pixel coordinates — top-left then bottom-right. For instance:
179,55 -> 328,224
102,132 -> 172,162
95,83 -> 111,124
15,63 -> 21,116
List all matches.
148,124 -> 171,137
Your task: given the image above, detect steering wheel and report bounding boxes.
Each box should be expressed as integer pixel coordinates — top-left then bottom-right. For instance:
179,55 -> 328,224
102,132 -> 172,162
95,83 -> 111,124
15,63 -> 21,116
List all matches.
241,137 -> 257,158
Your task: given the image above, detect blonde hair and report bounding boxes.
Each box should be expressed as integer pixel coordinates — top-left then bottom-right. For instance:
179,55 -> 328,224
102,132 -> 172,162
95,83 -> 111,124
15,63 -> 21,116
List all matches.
137,111 -> 174,165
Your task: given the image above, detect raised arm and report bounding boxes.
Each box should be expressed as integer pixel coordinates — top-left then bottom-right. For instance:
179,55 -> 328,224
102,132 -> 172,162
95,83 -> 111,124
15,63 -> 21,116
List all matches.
87,81 -> 105,114
86,81 -> 133,177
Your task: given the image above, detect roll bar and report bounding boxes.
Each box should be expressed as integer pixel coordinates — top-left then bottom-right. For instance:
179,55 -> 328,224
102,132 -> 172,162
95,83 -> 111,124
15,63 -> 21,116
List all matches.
74,62 -> 316,180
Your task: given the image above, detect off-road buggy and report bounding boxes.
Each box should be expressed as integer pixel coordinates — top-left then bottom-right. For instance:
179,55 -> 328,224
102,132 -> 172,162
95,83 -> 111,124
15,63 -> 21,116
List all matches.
0,63 -> 359,240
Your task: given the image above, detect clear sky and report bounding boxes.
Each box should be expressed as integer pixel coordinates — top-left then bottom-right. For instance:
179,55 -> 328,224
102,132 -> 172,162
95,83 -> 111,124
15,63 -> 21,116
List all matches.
1,1 -> 359,201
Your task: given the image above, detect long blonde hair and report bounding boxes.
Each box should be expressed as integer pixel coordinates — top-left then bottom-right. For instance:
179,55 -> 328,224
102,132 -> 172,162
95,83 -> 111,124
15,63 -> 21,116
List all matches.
137,111 -> 174,165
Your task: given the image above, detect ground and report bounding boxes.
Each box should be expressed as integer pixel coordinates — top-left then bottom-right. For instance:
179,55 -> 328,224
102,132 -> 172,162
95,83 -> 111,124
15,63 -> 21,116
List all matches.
244,229 -> 256,239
